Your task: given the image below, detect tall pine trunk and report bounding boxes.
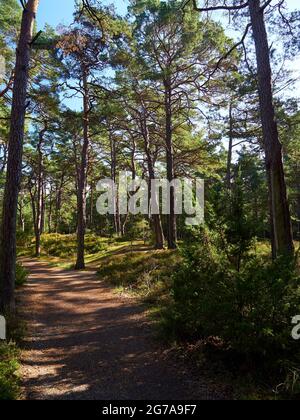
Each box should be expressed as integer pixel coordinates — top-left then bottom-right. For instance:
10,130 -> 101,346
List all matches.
142,116 -> 164,249
249,0 -> 294,258
226,103 -> 234,191
48,185 -> 53,233
35,127 -> 46,257
110,131 -> 121,236
75,65 -> 89,270
0,0 -> 40,313
164,79 -> 177,250
54,174 -> 64,233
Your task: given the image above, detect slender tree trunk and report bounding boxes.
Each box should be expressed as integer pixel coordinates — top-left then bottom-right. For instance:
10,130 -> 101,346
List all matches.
0,0 -> 40,313
164,78 -> 177,249
41,184 -> 46,234
55,174 -> 64,233
48,185 -> 53,233
226,103 -> 234,191
29,186 -> 38,250
18,201 -> 25,232
249,0 -> 294,257
75,66 -> 89,270
120,214 -> 128,237
89,182 -> 94,230
142,115 -> 164,249
35,129 -> 46,257
110,131 -> 120,236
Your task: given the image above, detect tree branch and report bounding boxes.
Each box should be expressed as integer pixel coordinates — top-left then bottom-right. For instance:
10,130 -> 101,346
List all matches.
203,22 -> 252,84
0,71 -> 15,98
30,30 -> 43,47
190,0 -> 249,12
260,0 -> 273,12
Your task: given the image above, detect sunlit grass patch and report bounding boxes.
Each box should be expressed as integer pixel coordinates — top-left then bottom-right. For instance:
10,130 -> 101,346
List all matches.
96,244 -> 180,307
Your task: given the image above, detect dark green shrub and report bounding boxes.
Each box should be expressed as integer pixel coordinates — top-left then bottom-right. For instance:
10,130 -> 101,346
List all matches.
85,236 -> 107,254
15,263 -> 28,287
0,342 -> 20,400
16,231 -> 32,248
171,228 -> 300,360
40,233 -> 107,257
40,234 -> 77,257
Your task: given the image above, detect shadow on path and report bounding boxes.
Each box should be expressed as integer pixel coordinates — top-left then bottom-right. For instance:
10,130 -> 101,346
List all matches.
19,260 -> 225,400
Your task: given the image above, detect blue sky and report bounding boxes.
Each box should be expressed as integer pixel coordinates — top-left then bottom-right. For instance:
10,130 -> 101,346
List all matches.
37,0 -> 129,30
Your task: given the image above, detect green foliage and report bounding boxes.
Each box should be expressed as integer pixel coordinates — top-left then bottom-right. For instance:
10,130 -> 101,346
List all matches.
0,342 -> 20,400
40,234 -> 107,257
16,231 -> 32,248
42,234 -> 77,257
97,245 -> 178,302
15,263 -> 28,287
169,228 -> 300,362
224,167 -> 257,271
124,219 -> 152,244
0,0 -> 21,62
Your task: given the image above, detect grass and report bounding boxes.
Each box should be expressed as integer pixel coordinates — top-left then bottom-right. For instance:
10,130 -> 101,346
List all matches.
96,245 -> 179,303
0,314 -> 25,401
18,233 -> 108,260
0,341 -> 20,400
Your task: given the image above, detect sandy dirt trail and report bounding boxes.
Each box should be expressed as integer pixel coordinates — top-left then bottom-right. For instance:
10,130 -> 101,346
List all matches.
19,260 -> 226,400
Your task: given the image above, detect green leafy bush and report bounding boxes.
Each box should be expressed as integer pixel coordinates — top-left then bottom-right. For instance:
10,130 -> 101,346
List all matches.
15,263 -> 28,287
85,236 -> 107,254
0,342 -> 19,400
170,229 -> 300,360
40,234 -> 77,257
40,234 -> 107,257
16,231 -> 32,248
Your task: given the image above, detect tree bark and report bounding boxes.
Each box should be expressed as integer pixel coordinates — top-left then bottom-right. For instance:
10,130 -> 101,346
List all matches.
35,126 -> 46,257
0,0 -> 40,313
110,130 -> 121,236
89,182 -> 94,230
164,78 -> 177,249
249,0 -> 294,257
18,200 -> 25,232
54,173 -> 64,233
29,186 -> 37,242
48,185 -> 53,233
141,114 -> 164,249
75,65 -> 90,270
226,102 -> 234,191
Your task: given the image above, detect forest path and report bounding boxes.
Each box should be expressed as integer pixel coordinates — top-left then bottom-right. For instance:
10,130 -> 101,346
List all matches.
19,260 -> 226,400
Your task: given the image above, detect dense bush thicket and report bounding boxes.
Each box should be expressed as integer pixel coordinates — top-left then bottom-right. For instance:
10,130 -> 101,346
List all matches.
164,228 -> 300,394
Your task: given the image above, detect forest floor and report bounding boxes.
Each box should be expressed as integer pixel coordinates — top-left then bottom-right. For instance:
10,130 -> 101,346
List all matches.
18,259 -> 231,400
